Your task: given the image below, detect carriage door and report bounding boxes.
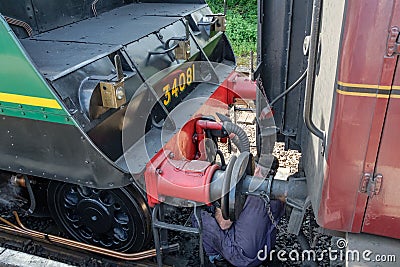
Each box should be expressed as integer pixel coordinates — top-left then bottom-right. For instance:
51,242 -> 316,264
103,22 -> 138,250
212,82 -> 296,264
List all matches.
361,12 -> 400,239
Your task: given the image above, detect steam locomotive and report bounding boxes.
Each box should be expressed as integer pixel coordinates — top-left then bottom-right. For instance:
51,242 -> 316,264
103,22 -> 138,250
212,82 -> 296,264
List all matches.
0,0 -> 399,266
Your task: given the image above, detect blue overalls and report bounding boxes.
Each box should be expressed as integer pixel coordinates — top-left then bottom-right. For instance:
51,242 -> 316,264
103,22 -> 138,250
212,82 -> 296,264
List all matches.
196,196 -> 284,267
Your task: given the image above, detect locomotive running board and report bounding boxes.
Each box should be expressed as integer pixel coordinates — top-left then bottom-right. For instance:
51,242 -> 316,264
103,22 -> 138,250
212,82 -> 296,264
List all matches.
0,211 -> 179,261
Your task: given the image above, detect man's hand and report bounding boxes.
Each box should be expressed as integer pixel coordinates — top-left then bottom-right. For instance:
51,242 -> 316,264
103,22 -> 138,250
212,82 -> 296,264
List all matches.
215,207 -> 233,230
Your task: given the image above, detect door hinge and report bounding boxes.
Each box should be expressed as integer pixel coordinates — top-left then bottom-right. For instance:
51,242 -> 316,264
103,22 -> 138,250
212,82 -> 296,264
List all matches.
387,26 -> 400,57
360,173 -> 383,197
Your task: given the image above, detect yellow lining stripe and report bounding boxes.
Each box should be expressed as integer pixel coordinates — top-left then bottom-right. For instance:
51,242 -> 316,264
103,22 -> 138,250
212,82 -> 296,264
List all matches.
0,92 -> 62,109
336,89 -> 389,98
337,81 -> 392,90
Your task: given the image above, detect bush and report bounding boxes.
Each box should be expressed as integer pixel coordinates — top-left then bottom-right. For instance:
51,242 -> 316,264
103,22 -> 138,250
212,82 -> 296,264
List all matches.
207,0 -> 257,57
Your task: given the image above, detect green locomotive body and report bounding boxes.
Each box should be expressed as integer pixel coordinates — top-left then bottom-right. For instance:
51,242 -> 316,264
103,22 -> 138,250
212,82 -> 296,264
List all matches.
0,0 -> 236,252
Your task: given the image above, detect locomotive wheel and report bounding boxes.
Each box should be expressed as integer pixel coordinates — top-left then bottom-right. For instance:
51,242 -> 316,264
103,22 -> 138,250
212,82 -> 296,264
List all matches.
47,182 -> 152,252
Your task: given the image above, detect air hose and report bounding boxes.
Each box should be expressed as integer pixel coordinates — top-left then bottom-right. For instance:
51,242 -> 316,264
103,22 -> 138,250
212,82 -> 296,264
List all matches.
216,113 -> 250,153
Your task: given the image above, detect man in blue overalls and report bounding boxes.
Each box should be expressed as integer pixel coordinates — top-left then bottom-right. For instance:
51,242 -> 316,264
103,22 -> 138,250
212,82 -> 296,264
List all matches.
196,196 -> 284,266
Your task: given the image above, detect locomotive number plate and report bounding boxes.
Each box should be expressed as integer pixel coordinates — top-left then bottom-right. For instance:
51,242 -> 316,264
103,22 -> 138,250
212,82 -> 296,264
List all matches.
163,64 -> 195,106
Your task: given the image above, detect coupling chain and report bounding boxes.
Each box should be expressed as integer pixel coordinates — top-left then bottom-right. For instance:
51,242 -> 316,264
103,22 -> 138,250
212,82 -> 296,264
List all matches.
262,195 -> 286,234
257,76 -> 267,99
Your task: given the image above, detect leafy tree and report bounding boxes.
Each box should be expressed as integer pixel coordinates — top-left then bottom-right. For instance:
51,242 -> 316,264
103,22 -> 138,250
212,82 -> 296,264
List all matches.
207,0 -> 257,57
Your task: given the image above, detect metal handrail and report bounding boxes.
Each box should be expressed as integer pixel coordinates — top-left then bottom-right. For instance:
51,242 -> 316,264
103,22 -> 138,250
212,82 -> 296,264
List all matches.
303,0 -> 325,141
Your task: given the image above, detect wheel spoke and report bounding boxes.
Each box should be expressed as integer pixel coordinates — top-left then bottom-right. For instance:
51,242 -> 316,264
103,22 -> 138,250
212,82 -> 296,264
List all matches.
72,222 -> 82,229
91,188 -> 100,197
114,227 -> 128,242
64,191 -> 79,207
77,186 -> 92,198
99,191 -> 115,207
65,211 -> 79,223
114,210 -> 129,225
79,227 -> 93,239
100,236 -> 113,247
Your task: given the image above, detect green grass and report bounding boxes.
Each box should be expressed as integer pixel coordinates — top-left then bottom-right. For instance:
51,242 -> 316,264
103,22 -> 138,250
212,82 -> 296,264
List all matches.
207,0 -> 257,57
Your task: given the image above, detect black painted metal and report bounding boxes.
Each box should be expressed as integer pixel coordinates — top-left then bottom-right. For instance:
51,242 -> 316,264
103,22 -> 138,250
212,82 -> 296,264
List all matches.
257,0 -> 312,141
0,1 -> 206,36
33,0 -> 124,33
0,115 -> 130,189
25,13 -> 232,164
0,0 -> 236,192
20,40 -> 121,81
0,1 -> 37,37
31,15 -> 179,45
283,0 -> 313,141
140,0 -> 205,3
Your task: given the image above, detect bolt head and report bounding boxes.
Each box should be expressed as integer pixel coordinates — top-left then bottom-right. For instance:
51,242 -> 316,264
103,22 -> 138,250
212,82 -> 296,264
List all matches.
116,87 -> 125,100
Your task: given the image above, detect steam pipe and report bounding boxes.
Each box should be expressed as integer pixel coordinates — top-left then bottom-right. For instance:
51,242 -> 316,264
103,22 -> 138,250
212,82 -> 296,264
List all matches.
303,0 -> 324,141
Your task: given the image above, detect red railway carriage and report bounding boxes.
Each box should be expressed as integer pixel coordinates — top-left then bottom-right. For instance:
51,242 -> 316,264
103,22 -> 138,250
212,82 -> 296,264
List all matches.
258,0 -> 400,256
320,0 -> 400,238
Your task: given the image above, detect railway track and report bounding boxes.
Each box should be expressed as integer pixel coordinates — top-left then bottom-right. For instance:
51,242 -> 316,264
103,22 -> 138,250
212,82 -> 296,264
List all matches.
0,211 -> 174,267
0,226 -> 162,267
